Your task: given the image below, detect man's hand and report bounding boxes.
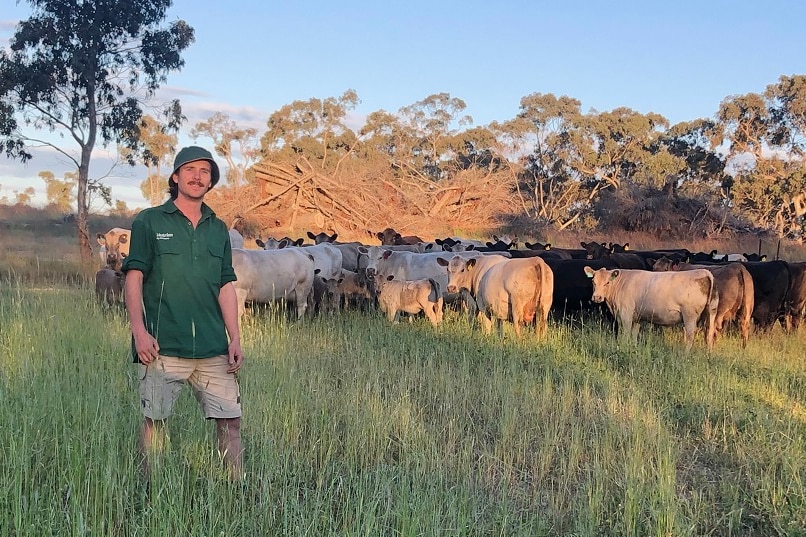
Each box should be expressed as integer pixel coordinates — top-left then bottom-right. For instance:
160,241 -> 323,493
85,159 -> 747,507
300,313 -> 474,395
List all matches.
227,339 -> 244,373
133,329 -> 160,364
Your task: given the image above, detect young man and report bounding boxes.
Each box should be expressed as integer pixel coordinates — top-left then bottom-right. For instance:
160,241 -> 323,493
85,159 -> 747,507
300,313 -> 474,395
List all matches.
122,146 -> 244,480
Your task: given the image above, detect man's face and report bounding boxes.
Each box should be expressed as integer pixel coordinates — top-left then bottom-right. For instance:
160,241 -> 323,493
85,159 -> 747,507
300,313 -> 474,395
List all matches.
173,159 -> 213,201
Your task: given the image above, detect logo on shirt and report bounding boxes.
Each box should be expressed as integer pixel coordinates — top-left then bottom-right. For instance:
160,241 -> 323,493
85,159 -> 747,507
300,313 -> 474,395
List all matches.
156,232 -> 174,240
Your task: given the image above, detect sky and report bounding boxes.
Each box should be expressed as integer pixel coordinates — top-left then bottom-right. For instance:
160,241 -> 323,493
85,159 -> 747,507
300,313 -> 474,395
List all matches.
1,0 -> 805,210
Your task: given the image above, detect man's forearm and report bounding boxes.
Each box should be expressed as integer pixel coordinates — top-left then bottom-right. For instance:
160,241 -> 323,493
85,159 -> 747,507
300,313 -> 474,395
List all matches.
218,282 -> 241,342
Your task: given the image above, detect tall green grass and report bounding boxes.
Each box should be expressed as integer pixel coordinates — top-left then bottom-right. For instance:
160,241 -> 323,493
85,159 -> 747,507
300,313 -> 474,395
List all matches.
1,279 -> 805,536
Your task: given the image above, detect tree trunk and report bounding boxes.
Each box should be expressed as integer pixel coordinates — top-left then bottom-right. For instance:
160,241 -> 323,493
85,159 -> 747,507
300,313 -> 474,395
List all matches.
76,146 -> 93,265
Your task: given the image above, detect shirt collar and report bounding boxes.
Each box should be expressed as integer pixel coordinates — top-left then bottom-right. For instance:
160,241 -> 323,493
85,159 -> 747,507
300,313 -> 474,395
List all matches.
159,199 -> 216,222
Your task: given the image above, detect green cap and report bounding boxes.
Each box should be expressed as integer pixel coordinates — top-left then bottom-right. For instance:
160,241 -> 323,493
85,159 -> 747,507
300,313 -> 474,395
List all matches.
172,146 -> 220,186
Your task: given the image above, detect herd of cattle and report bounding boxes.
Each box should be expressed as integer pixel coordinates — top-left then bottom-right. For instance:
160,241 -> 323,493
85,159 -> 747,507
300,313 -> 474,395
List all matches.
95,225 -> 805,351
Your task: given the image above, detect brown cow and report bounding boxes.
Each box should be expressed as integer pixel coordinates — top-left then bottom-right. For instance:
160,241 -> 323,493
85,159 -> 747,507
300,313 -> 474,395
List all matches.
96,227 -> 131,271
437,254 -> 554,338
377,227 -> 423,246
650,257 -> 755,347
375,275 -> 443,326
584,266 -> 718,351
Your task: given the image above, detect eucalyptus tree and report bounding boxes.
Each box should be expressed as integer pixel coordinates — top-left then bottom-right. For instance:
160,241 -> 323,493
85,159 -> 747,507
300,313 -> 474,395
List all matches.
717,75 -> 806,238
260,90 -> 360,174
0,0 -> 193,262
490,93 -> 585,228
397,93 -> 473,182
120,115 -> 177,207
191,112 -> 259,187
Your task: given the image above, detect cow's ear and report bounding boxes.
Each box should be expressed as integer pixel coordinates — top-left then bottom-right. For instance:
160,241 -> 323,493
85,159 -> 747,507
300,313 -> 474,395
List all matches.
119,234 -> 128,244
255,239 -> 265,248
467,244 -> 475,250
545,243 -> 551,250
295,238 -> 304,246
466,258 -> 477,269
376,232 -> 384,241
436,257 -> 448,267
358,246 -> 367,254
386,275 -> 394,281
330,233 -> 338,242
583,266 -> 594,278
610,270 -> 620,280
382,250 -> 392,259
307,231 -> 315,239
647,259 -> 656,268
624,243 -> 630,251
761,255 -> 767,261
580,241 -> 587,248
97,235 -> 106,246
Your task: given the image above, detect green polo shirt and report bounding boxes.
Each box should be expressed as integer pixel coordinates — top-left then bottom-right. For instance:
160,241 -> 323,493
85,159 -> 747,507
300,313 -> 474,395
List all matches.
122,200 -> 236,360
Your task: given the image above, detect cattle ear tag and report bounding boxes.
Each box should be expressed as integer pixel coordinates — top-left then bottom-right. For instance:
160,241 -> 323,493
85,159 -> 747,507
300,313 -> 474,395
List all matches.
609,271 -> 619,281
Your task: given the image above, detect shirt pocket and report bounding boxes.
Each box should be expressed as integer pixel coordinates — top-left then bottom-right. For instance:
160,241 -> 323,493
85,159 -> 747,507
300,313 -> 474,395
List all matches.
155,240 -> 185,277
206,241 -> 226,286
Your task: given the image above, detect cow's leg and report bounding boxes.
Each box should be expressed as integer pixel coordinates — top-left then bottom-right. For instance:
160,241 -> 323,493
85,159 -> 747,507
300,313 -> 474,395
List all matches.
617,315 -> 634,345
477,310 -> 493,335
683,314 -> 698,351
423,302 -> 440,326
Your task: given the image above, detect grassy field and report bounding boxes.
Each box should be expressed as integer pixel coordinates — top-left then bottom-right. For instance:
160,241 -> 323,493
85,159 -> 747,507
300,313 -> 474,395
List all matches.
2,213 -> 805,536
1,274 -> 805,536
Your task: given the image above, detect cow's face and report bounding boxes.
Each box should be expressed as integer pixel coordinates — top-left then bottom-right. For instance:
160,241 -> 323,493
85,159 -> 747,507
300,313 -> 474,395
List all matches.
438,256 -> 476,294
361,246 -> 388,279
585,267 -> 620,303
377,228 -> 398,245
97,228 -> 130,269
650,257 -> 675,272
308,231 -> 337,244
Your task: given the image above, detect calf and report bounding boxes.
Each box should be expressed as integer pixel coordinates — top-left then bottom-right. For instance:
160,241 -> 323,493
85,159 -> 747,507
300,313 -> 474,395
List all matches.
95,266 -> 125,305
335,269 -> 375,310
584,266 -> 718,351
376,275 -> 443,326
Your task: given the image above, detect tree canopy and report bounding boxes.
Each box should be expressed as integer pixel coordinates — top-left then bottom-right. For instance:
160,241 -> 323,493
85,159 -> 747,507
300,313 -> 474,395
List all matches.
0,0 -> 193,262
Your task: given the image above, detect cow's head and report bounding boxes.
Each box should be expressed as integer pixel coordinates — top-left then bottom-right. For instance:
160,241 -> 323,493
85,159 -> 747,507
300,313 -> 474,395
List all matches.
437,256 -> 476,294
97,228 -> 130,270
308,231 -> 337,244
377,228 -> 398,245
584,266 -> 619,303
581,241 -> 609,260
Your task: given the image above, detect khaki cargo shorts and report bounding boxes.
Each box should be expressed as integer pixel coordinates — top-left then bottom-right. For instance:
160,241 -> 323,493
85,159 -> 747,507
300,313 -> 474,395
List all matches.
139,354 -> 242,420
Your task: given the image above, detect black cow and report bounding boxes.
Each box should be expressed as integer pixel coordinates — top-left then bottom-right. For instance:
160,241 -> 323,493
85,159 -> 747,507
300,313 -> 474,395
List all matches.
543,258 -> 619,318
742,260 -> 791,331
579,241 -> 647,269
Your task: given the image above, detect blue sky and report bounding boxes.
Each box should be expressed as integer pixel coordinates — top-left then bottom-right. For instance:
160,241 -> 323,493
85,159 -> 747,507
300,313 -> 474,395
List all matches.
1,0 -> 805,209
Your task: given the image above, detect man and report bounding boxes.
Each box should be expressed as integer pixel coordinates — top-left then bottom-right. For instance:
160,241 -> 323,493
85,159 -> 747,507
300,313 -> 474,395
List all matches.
122,146 -> 244,480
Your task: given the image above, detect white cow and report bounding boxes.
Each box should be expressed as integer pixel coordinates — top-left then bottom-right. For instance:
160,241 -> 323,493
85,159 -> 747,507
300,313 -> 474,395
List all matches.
358,246 -> 481,307
584,266 -> 719,351
437,254 -> 554,338
257,238 -> 343,282
230,248 -> 316,319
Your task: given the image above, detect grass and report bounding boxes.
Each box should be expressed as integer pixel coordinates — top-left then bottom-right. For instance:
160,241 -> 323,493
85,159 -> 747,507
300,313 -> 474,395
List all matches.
1,277 -> 805,536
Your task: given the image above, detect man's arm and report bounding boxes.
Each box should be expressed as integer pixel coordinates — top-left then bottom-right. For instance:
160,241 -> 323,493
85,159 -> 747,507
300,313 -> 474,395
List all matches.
218,282 -> 243,373
124,269 -> 160,364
